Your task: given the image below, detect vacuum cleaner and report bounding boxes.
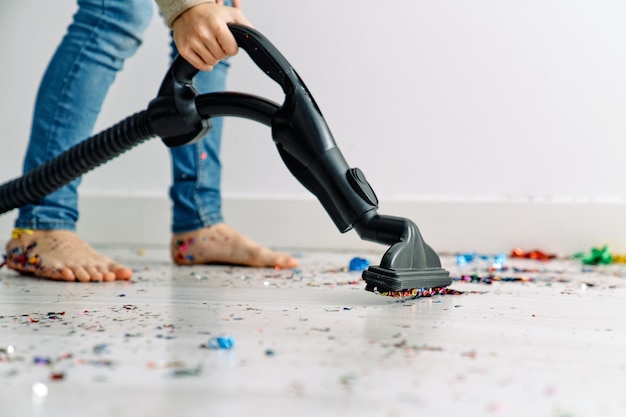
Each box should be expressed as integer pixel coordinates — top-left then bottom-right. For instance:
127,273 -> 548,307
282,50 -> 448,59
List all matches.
0,24 -> 451,295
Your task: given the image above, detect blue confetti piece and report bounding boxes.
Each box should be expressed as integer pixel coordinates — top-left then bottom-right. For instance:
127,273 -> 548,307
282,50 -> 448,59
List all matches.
93,343 -> 109,354
348,257 -> 370,271
455,253 -> 476,265
208,336 -> 235,350
456,253 -> 507,268
33,356 -> 51,365
492,253 -> 507,269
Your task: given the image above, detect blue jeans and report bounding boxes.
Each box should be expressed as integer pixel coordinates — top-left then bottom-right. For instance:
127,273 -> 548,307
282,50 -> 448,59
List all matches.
15,0 -> 228,234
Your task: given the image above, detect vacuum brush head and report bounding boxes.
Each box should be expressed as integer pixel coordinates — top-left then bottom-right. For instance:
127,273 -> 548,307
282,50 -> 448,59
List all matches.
362,265 -> 452,296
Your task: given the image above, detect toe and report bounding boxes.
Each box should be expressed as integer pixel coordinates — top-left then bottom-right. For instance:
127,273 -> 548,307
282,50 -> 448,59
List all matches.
280,255 -> 299,269
100,268 -> 117,282
85,266 -> 104,282
58,267 -> 78,282
72,266 -> 91,282
112,265 -> 133,280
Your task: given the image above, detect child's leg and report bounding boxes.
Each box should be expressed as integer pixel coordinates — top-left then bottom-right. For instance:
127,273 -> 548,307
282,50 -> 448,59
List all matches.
167,18 -> 297,269
5,0 -> 154,281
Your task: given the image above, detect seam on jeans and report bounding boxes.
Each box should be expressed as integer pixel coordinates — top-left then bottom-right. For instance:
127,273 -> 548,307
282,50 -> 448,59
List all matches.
14,219 -> 76,231
189,141 -> 225,230
25,3 -> 112,228
192,140 -> 210,227
172,212 -> 223,234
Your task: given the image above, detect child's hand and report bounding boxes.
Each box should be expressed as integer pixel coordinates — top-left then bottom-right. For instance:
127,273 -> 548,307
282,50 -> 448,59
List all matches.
171,2 -> 252,71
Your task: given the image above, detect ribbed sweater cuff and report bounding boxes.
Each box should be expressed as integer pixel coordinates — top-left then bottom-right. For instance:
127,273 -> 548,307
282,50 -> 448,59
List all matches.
155,0 -> 216,27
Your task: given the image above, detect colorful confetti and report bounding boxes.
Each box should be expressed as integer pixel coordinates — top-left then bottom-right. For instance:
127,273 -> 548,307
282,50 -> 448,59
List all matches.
378,287 -> 464,299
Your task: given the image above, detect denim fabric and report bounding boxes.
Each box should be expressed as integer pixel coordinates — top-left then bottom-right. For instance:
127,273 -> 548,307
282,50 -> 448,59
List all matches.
168,45 -> 228,233
16,0 -> 231,233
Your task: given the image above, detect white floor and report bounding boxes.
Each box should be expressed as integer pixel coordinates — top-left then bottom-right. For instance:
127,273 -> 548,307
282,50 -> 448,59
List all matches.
1,246 -> 626,417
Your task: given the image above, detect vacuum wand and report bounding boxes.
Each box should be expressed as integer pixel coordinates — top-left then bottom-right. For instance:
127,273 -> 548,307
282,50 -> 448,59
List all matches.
0,24 -> 450,295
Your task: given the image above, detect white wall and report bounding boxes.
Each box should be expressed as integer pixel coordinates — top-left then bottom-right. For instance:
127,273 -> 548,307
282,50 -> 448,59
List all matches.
2,1 -> 626,254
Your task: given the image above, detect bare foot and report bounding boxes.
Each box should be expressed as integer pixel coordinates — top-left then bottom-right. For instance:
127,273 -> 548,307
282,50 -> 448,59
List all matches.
4,230 -> 133,282
171,224 -> 298,269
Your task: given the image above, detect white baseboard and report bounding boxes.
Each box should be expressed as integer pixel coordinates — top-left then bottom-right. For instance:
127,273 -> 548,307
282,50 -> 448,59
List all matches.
2,196 -> 626,256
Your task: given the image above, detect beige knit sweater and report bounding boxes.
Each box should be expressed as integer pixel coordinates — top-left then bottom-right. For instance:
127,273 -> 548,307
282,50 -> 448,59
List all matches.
155,0 -> 216,27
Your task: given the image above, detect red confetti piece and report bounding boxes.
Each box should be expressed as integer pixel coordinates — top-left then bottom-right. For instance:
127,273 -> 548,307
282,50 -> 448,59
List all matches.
50,372 -> 65,380
510,247 -> 556,261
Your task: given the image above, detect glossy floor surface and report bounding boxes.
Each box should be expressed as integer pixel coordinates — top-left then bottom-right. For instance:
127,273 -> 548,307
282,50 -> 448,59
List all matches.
1,247 -> 625,417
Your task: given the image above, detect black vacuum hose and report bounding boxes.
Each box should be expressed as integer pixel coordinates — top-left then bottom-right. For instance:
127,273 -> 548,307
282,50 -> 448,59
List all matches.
0,21 -> 287,217
0,92 -> 279,217
0,111 -> 154,215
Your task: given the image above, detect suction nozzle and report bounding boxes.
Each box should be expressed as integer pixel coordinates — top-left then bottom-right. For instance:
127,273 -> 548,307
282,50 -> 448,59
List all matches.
355,213 -> 451,294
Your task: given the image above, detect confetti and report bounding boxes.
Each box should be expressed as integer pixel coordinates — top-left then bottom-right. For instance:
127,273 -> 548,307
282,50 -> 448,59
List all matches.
204,336 -> 235,350
93,343 -> 109,354
4,242 -> 42,271
348,257 -> 370,271
0,345 -> 14,355
33,356 -> 52,366
171,365 -> 202,378
573,246 -> 613,265
510,247 -> 557,261
1,245 -> 622,414
0,345 -> 14,362
378,287 -> 463,298
50,372 -> 65,381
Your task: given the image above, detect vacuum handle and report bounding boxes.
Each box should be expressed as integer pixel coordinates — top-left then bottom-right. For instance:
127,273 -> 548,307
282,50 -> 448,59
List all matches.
152,23 -> 300,147
169,23 -> 297,94
168,53 -> 199,89
228,24 -> 296,94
